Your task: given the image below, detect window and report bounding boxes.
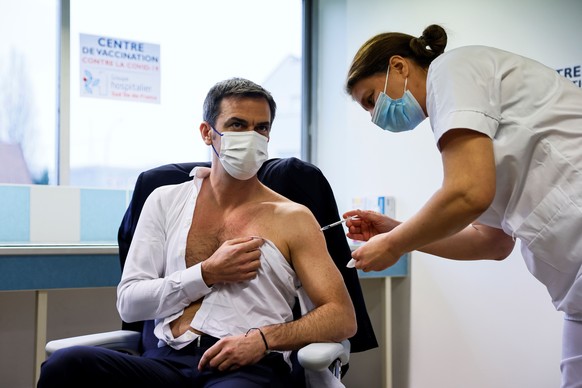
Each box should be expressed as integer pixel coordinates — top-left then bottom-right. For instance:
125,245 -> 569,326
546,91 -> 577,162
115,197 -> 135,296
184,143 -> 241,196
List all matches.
0,0 -> 59,185
69,0 -> 303,189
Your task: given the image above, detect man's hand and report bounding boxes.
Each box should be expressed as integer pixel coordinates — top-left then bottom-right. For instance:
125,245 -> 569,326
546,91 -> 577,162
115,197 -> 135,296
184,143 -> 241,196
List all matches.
201,237 -> 264,286
198,331 -> 268,371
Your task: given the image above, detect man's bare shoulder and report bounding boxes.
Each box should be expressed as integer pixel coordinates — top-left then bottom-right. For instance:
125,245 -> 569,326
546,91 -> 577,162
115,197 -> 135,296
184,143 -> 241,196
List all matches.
256,188 -> 320,238
253,189 -> 321,261
263,189 -> 315,220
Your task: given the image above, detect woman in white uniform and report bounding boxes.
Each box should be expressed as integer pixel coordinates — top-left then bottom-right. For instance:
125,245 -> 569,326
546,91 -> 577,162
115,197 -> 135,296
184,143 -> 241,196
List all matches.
343,24 -> 582,387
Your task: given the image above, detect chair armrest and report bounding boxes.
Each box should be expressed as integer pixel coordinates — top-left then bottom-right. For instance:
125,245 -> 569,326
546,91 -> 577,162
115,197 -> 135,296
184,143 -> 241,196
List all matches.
45,330 -> 142,357
297,339 -> 350,371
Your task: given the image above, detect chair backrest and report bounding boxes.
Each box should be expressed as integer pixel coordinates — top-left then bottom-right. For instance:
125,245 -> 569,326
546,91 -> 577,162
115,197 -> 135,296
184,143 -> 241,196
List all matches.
117,157 -> 378,353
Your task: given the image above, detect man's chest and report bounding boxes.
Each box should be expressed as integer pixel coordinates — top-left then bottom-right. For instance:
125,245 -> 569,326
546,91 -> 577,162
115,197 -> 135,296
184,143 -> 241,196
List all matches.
183,208 -> 286,268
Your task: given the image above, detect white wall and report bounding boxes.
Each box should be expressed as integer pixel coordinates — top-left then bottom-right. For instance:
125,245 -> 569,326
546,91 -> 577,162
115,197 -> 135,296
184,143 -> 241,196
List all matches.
315,0 -> 582,387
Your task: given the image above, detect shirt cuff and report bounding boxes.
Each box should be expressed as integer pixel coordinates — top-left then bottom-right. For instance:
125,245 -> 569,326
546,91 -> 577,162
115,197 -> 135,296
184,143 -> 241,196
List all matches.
180,263 -> 212,300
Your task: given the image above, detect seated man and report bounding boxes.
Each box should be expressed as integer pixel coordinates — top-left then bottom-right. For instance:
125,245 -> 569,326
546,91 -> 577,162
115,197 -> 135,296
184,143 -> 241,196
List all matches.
38,77 -> 357,388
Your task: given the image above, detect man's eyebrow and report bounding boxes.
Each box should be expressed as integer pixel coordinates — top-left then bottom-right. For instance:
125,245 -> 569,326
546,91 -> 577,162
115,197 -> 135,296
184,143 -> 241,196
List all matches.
256,120 -> 271,128
225,117 -> 270,128
224,117 -> 248,126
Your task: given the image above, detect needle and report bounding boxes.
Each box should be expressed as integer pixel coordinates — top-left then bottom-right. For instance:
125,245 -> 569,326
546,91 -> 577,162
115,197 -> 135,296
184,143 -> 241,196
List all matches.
320,216 -> 358,231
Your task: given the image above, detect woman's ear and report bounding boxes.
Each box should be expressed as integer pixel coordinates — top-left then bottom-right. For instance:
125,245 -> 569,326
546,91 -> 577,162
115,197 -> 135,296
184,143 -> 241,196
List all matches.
390,55 -> 408,77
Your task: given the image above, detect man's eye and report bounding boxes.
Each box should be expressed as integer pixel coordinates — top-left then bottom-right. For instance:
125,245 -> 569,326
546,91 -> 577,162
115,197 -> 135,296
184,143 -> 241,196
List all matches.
256,126 -> 270,132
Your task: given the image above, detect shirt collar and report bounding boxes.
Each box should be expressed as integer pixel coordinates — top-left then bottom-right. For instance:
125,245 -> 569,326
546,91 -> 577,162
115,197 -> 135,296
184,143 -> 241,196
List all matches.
189,166 -> 211,178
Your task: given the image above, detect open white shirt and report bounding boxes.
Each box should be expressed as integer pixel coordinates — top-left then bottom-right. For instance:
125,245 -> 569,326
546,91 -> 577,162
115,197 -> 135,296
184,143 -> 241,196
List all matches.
117,167 -> 300,349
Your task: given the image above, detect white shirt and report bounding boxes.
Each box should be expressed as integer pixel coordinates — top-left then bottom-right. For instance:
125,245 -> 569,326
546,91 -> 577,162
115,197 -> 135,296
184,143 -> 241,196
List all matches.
426,46 -> 582,318
117,167 -> 301,349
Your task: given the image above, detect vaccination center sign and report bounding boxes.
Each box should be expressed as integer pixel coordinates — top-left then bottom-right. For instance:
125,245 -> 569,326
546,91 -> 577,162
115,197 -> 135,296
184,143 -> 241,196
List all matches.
557,64 -> 582,88
80,34 -> 161,104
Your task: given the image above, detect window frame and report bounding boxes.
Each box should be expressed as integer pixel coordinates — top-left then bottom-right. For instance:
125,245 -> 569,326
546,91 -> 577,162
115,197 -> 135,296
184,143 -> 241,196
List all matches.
57,0 -> 313,186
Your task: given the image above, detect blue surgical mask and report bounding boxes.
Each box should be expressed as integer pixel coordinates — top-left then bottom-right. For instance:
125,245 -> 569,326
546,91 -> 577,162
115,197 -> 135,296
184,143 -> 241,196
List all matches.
371,67 -> 426,132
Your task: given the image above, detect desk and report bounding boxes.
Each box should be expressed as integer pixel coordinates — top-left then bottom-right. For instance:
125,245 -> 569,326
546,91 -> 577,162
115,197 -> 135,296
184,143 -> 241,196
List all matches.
0,244 -> 120,384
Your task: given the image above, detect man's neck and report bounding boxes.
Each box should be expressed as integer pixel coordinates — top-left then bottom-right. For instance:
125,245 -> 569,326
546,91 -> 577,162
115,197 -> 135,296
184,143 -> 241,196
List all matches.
205,170 -> 264,211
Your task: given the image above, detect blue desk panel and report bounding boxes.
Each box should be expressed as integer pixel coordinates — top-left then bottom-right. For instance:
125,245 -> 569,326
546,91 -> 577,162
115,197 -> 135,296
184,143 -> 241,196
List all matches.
0,254 -> 121,291
0,250 -> 409,291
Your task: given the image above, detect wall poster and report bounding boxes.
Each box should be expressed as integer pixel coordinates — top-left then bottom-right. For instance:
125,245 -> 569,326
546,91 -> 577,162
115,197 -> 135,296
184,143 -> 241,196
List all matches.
79,33 -> 161,104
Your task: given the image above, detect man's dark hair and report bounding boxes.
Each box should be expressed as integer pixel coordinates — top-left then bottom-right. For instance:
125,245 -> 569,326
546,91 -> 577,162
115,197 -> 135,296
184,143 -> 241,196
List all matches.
203,77 -> 277,127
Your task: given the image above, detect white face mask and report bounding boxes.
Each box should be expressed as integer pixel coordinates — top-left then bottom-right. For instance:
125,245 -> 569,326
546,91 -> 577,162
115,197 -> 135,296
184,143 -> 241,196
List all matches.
211,128 -> 269,180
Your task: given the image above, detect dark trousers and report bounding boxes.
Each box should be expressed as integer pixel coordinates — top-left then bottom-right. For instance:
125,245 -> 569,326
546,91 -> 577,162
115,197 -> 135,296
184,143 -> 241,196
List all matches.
37,336 -> 297,388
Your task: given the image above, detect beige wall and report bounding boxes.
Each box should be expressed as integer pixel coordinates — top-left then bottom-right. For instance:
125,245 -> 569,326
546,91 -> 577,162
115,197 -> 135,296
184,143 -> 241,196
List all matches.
0,288 -> 120,388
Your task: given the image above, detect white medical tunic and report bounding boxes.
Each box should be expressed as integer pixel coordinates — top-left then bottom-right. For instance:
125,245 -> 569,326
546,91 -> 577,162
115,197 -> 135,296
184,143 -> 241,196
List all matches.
426,45 -> 582,319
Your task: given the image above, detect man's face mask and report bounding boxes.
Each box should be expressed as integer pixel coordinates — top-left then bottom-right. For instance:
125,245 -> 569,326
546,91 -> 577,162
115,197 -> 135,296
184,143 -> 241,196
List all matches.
371,65 -> 426,132
211,128 -> 268,180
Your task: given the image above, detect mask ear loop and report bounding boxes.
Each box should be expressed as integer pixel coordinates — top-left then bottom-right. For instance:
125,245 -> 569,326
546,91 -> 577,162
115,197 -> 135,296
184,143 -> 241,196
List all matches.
383,65 -> 390,94
385,59 -> 408,94
210,126 -> 223,158
211,126 -> 224,136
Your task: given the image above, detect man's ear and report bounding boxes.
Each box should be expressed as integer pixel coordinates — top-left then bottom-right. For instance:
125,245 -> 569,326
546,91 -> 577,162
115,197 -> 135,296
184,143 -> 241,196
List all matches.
200,122 -> 212,144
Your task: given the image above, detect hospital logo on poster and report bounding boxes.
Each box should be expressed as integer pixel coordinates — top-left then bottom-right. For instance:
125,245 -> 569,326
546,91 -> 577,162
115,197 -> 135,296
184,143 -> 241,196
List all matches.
79,34 -> 161,104
82,70 -> 100,94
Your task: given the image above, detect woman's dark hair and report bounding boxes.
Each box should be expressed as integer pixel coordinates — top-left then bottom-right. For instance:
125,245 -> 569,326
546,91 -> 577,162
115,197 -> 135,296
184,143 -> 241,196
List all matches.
345,24 -> 447,94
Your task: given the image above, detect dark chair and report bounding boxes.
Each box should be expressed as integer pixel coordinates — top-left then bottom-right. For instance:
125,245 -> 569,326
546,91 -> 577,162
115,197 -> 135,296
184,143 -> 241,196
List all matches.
46,157 -> 378,385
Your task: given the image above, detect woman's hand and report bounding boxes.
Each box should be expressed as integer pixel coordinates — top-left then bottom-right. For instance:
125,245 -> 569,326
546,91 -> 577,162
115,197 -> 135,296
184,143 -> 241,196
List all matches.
350,232 -> 403,271
343,209 -> 400,242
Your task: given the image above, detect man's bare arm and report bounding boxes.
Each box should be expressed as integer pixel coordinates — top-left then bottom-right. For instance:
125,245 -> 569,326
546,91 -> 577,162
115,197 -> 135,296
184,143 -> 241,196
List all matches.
261,207 -> 357,350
